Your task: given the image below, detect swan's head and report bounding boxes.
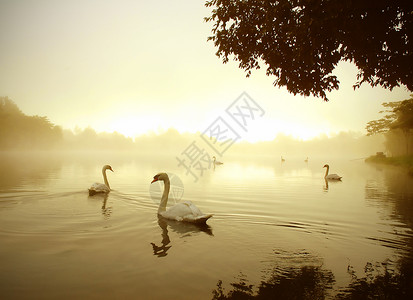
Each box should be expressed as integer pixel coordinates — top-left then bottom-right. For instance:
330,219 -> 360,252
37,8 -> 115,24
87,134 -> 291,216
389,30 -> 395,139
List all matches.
151,172 -> 169,183
103,165 -> 114,172
323,164 -> 329,168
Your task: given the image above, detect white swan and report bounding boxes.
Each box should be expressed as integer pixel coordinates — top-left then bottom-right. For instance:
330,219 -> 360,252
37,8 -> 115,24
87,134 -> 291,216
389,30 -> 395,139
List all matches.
151,173 -> 213,224
212,156 -> 223,165
323,164 -> 342,180
88,165 -> 114,196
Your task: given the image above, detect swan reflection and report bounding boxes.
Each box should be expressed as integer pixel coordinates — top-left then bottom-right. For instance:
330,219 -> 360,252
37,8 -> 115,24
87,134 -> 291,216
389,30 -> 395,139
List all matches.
151,216 -> 213,257
324,179 -> 329,191
88,193 -> 112,219
323,178 -> 343,192
101,194 -> 112,219
151,217 -> 172,257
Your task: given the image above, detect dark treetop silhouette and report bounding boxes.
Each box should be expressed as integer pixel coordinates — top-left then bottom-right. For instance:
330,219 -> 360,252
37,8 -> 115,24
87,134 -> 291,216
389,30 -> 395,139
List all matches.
205,0 -> 412,100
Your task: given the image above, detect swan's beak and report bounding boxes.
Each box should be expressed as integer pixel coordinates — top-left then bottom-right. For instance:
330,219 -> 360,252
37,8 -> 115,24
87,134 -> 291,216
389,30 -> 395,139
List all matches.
151,174 -> 161,183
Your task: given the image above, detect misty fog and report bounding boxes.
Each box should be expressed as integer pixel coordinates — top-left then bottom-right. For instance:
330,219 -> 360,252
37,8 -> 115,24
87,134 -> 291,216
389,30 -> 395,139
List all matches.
1,97 -> 390,160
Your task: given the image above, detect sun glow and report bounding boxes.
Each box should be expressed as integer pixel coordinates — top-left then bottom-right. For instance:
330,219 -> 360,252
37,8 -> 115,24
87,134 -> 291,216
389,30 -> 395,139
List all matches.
106,115 -> 163,138
284,124 -> 329,141
102,112 -> 329,143
1,1 -> 412,149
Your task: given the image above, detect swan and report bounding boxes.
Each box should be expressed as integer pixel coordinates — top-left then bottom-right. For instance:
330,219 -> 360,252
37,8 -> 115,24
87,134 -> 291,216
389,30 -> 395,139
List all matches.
323,164 -> 342,180
151,173 -> 213,224
212,156 -> 223,165
88,165 -> 114,196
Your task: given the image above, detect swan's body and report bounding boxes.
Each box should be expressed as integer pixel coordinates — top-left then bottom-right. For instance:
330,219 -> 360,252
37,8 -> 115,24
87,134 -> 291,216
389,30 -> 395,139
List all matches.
212,156 -> 223,165
323,164 -> 342,180
151,173 -> 213,224
88,165 -> 113,196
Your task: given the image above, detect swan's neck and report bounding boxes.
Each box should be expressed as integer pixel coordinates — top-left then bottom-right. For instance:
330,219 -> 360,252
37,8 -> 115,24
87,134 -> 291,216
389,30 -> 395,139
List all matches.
324,166 -> 329,178
159,178 -> 170,213
103,169 -> 110,189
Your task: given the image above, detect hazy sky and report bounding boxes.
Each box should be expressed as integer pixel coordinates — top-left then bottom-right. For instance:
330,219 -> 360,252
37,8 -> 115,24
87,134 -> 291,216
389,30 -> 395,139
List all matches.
0,0 -> 411,142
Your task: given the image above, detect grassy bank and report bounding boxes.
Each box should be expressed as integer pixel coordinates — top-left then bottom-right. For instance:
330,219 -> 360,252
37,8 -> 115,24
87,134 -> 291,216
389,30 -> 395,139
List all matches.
365,154 -> 413,175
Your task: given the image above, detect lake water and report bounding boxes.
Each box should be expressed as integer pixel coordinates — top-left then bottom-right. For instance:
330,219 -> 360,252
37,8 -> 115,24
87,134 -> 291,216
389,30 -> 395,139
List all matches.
0,152 -> 412,299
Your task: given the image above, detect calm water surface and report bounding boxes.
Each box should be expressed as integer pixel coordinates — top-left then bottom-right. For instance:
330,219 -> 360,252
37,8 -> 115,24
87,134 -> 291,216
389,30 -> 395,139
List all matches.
0,152 -> 412,299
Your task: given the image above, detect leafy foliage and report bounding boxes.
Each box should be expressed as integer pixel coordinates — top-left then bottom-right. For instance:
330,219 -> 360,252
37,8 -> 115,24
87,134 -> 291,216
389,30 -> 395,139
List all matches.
392,98 -> 413,131
366,96 -> 413,154
205,0 -> 413,100
337,261 -> 413,300
212,266 -> 335,299
212,261 -> 413,299
366,97 -> 413,135
0,97 -> 63,149
366,101 -> 400,136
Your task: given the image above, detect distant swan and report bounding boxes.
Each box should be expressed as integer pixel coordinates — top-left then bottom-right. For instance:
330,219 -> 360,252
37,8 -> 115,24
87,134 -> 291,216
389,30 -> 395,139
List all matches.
323,164 -> 342,180
151,173 -> 213,224
212,156 -> 223,165
88,165 -> 114,196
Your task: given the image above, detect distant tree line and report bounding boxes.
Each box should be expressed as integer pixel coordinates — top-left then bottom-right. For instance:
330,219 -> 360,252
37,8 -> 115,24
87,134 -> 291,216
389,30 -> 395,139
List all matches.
0,96 -> 388,156
0,97 -> 63,150
0,97 -> 139,151
366,95 -> 413,156
61,127 -> 136,151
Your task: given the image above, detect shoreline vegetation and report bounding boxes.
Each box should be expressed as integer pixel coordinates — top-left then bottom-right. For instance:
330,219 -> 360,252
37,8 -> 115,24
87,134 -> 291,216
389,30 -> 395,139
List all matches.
3,96 -> 412,163
1,96 -> 384,157
366,154 -> 413,175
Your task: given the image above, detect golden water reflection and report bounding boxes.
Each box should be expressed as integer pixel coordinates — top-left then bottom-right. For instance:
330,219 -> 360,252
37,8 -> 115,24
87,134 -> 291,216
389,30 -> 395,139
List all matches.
0,152 -> 412,299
